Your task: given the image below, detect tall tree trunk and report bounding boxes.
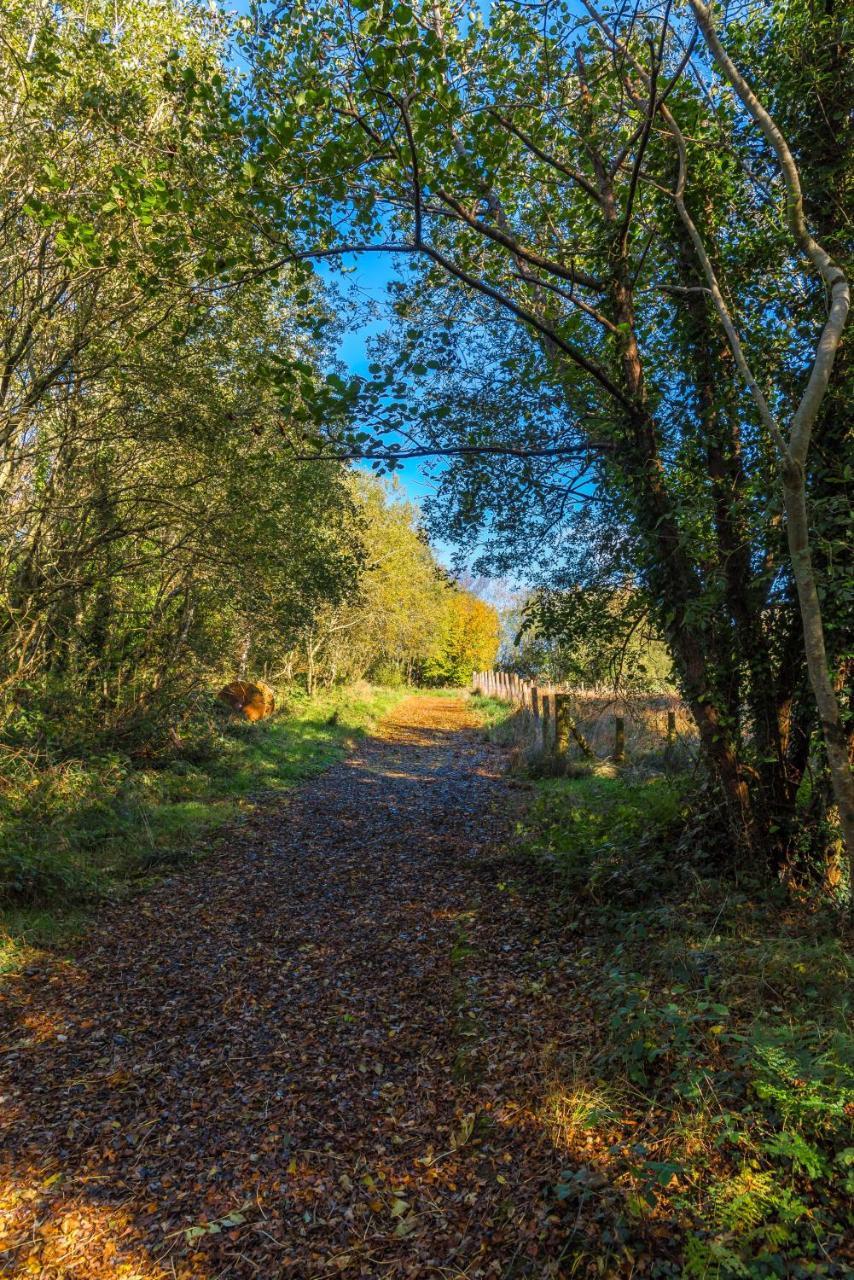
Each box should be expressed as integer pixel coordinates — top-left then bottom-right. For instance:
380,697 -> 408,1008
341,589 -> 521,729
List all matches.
783,474 -> 854,852
689,0 -> 854,874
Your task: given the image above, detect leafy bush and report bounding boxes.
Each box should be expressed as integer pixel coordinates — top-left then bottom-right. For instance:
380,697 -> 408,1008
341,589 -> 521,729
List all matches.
0,849 -> 97,907
522,773 -> 685,903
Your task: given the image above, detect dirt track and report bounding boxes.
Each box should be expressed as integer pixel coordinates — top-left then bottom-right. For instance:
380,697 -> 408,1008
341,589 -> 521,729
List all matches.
0,696 -> 594,1279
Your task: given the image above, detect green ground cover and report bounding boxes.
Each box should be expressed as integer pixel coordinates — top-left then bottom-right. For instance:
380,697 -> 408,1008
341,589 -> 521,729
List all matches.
476,694 -> 853,1277
0,684 -> 406,963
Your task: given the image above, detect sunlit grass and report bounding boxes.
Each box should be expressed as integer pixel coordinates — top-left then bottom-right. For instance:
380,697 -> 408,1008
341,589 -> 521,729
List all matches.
469,693 -> 518,742
540,1079 -> 621,1149
0,684 -> 409,962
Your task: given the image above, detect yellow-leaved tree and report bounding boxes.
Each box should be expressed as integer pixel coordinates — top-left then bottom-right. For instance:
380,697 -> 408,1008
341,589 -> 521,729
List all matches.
422,591 -> 501,687
287,477 -> 450,690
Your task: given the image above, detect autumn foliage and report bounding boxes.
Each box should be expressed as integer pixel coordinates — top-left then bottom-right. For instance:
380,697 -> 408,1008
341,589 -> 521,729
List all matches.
422,591 -> 501,686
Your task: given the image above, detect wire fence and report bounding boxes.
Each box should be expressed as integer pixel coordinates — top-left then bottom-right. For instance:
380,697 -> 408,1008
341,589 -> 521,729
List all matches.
472,670 -> 698,771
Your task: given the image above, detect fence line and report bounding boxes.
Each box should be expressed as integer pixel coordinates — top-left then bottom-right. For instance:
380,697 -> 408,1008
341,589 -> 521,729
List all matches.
471,670 -> 694,767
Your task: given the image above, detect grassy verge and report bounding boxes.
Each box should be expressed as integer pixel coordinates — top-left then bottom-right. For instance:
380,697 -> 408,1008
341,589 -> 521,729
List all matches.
466,687 -> 852,1275
470,692 -> 520,741
0,683 -> 406,966
511,769 -> 853,1277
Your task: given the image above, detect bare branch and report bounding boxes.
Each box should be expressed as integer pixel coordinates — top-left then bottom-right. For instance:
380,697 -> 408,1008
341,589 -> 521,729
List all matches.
489,110 -> 603,204
434,187 -> 603,292
510,270 -> 620,333
421,241 -> 636,412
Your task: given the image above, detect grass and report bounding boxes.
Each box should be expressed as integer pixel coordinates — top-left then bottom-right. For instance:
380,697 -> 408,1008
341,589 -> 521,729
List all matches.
0,683 -> 407,964
467,695 -> 853,1276
512,770 -> 853,1277
470,692 -> 520,741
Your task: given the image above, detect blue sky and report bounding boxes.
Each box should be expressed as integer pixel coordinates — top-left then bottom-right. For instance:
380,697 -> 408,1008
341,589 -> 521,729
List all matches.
319,254 -> 445,509
230,1 -> 494,579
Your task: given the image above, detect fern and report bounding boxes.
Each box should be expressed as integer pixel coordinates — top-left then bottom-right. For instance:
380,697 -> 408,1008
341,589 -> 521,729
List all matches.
750,1029 -> 854,1139
709,1169 -> 777,1231
683,1234 -> 752,1279
763,1129 -> 829,1179
708,1167 -> 809,1233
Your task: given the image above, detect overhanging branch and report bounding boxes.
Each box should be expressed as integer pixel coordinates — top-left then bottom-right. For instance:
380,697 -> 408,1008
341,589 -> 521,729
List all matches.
293,442 -> 612,463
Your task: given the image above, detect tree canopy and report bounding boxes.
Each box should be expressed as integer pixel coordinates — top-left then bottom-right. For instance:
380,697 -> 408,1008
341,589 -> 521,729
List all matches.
237,0 -> 852,873
1,0 -> 851,879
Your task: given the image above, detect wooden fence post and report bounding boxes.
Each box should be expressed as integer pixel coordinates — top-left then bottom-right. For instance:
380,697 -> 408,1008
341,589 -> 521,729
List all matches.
614,715 -> 625,763
555,693 -> 570,763
558,694 -> 594,759
542,692 -> 552,752
664,708 -> 676,765
531,686 -> 541,748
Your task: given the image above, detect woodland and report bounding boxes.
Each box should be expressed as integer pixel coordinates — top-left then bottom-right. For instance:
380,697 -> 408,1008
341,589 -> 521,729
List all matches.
0,0 -> 852,1277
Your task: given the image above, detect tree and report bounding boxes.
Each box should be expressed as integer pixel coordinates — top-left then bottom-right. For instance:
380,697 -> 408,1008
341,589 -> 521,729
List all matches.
242,0 -> 851,873
515,586 -> 673,694
0,0 -> 358,747
422,589 -> 500,686
681,0 -> 852,863
285,477 -> 449,690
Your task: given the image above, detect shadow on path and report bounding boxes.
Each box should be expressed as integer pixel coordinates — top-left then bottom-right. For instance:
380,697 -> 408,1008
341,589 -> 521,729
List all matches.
0,696 -> 605,1279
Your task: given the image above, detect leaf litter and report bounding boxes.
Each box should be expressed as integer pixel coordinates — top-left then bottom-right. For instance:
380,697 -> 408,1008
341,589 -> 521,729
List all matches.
0,696 -> 653,1278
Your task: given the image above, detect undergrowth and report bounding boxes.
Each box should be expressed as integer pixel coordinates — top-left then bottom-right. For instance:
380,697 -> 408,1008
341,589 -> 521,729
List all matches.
0,683 -> 406,958
510,766 -> 852,1276
469,690 -> 854,1271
